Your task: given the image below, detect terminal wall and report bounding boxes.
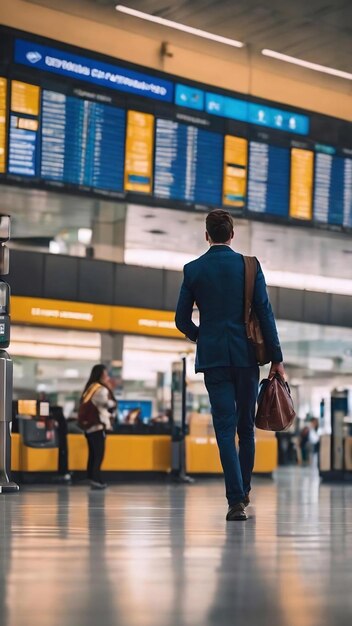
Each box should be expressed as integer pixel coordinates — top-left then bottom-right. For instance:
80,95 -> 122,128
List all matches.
7,250 -> 352,329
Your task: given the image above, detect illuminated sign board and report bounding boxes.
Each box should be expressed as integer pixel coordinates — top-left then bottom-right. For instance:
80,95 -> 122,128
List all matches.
0,78 -> 6,173
15,38 -> 174,102
124,111 -> 154,193
223,136 -> 247,208
289,148 -> 314,220
0,29 -> 348,232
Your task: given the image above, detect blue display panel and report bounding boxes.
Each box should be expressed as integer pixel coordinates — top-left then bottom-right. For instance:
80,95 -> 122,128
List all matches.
205,92 -> 309,135
117,400 -> 152,424
313,153 -> 352,227
41,90 -> 126,191
154,119 -> 223,205
205,93 -> 247,122
343,159 -> 352,228
247,142 -> 290,216
15,39 -> 174,102
8,115 -> 38,176
175,84 -> 204,110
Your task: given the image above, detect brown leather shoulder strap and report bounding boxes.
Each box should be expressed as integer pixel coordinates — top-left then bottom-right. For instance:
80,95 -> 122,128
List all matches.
243,256 -> 258,324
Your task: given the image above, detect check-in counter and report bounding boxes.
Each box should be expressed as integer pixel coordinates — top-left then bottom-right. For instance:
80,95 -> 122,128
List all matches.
11,418 -> 277,475
68,434 -> 171,472
319,434 -> 352,480
186,413 -> 277,475
11,432 -> 171,473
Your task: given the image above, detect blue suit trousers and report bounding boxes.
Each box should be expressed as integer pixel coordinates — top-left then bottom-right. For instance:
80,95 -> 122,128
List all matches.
204,365 -> 259,506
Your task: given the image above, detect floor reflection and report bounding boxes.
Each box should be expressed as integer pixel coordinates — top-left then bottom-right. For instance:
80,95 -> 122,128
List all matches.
0,469 -> 351,626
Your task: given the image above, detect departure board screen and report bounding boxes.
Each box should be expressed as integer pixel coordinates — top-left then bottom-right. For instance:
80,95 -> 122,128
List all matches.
289,148 -> 314,221
223,136 -> 247,208
124,111 -> 154,193
154,119 -> 223,205
314,153 -> 352,227
41,90 -> 126,191
247,142 -> 290,217
0,78 -> 6,173
11,80 -> 39,116
0,28 -> 351,232
8,81 -> 40,176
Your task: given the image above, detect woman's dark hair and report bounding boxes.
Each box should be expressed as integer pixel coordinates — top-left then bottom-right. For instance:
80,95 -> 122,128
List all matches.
206,209 -> 234,243
82,364 -> 106,396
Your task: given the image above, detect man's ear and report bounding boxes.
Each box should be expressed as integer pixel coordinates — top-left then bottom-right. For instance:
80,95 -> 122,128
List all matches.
205,231 -> 209,242
231,229 -> 234,240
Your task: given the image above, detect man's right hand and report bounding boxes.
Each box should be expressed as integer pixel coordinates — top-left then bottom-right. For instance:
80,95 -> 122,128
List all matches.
269,362 -> 286,380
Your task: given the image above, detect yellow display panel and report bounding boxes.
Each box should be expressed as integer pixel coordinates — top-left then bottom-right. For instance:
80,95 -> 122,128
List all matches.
124,110 -> 154,193
223,136 -> 248,208
11,297 -> 183,338
0,78 -> 7,173
11,80 -> 40,116
289,148 -> 314,220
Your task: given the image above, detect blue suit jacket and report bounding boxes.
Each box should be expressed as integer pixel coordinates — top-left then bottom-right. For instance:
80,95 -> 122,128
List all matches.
175,245 -> 283,372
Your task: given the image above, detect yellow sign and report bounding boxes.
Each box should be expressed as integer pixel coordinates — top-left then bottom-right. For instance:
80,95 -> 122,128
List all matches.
289,148 -> 314,220
12,297 -> 112,331
11,297 -> 183,339
0,78 -> 6,173
112,306 -> 180,338
11,80 -> 40,116
18,400 -> 37,417
223,136 -> 248,208
124,111 -> 154,193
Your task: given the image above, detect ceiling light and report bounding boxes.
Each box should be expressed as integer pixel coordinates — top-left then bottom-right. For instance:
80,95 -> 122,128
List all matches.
116,5 -> 245,48
262,49 -> 352,81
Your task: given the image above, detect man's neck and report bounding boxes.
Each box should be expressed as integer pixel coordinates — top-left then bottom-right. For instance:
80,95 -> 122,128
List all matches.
210,242 -> 232,247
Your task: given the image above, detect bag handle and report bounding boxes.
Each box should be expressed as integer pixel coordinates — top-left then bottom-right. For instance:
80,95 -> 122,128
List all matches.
269,372 -> 291,395
242,255 -> 258,329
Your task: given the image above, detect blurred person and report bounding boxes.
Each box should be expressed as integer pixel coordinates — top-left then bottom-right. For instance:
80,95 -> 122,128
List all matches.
79,364 -> 116,490
309,417 -> 320,467
299,424 -> 310,465
175,209 -> 284,521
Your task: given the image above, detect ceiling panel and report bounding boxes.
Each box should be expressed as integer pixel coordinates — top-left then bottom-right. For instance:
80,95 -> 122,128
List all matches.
26,0 -> 352,73
98,0 -> 352,71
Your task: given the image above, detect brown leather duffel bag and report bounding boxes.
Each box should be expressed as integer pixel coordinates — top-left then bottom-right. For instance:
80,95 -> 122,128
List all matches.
256,374 -> 296,432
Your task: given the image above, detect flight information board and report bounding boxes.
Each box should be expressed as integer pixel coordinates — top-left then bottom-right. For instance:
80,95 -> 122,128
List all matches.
41,90 -> 126,190
0,78 -> 6,173
154,119 -> 223,205
8,81 -> 40,176
314,152 -> 352,227
289,148 -> 314,221
124,111 -> 154,194
247,142 -> 290,217
222,136 -> 248,208
0,28 -> 351,232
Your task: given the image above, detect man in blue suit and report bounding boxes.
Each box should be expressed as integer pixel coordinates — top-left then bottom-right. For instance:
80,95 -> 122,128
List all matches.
175,209 -> 285,521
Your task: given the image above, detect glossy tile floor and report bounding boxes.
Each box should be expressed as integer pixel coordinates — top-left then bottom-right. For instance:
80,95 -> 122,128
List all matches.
1,468 -> 352,626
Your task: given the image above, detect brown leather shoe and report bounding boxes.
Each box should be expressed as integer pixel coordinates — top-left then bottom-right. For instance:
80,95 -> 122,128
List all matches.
243,494 -> 250,508
226,502 -> 248,521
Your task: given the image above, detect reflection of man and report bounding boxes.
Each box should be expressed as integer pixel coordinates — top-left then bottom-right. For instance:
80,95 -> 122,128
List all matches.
175,210 -> 285,521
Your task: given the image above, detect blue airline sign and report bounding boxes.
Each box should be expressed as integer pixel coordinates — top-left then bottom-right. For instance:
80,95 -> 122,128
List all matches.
175,84 -> 204,111
14,39 -> 174,102
205,92 -> 309,134
15,38 -> 309,134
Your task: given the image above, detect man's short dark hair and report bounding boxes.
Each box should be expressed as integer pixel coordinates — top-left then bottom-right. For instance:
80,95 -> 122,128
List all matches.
206,209 -> 234,243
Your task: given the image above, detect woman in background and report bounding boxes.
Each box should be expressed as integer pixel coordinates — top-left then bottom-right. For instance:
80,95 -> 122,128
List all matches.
79,364 -> 116,489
